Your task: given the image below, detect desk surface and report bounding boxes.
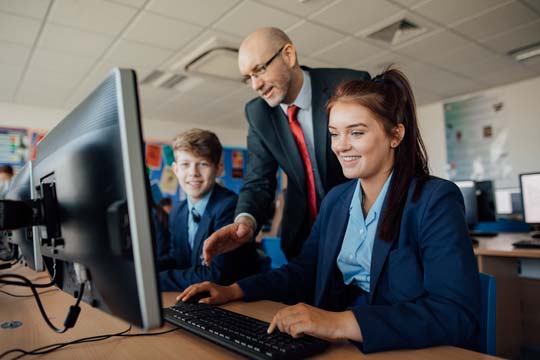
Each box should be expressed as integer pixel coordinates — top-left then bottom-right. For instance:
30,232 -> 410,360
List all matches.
1,265 -> 500,360
473,232 -> 540,258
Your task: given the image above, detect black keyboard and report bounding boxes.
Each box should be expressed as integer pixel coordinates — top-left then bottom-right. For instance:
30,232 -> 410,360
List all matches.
512,239 -> 540,249
163,301 -> 330,359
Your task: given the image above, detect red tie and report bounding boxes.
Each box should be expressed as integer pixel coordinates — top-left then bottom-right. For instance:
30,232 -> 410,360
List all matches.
287,105 -> 317,224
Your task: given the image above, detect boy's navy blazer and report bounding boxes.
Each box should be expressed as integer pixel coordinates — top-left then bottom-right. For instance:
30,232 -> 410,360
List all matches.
238,177 -> 481,353
159,184 -> 259,291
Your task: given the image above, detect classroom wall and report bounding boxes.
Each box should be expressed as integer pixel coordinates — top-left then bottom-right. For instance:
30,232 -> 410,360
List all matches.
417,75 -> 540,187
0,101 -> 248,147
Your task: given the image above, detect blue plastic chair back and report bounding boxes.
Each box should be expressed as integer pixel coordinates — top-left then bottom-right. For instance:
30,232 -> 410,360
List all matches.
479,272 -> 496,355
260,237 -> 288,269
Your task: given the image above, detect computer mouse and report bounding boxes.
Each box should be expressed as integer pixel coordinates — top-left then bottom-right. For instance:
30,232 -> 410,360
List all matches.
180,291 -> 211,304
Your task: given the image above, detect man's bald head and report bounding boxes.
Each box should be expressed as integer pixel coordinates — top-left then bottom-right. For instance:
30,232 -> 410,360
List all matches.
238,27 -> 303,107
240,27 -> 292,54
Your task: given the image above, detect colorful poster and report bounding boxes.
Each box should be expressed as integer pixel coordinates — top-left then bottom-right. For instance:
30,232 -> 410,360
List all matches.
145,143 -> 162,169
159,166 -> 178,195
231,150 -> 244,178
163,145 -> 175,167
0,127 -> 29,168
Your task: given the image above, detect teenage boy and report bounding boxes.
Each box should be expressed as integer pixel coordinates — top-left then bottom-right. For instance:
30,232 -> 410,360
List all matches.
158,129 -> 260,291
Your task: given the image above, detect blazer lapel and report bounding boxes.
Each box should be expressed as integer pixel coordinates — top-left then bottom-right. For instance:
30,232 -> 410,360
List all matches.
316,184 -> 354,305
175,203 -> 191,266
271,106 -> 306,194
368,196 -> 396,303
308,68 -> 331,187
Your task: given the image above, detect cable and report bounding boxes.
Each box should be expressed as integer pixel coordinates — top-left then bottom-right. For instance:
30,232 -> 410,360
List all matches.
0,325 -> 182,359
0,274 -> 85,333
0,260 -> 58,289
0,288 -> 58,298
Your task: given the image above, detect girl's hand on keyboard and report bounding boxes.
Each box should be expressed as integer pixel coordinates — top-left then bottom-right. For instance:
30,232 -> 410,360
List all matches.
267,303 -> 363,342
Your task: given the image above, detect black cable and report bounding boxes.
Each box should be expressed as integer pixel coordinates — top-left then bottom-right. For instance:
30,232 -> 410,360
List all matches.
0,288 -> 58,298
0,274 -> 84,333
0,326 -> 182,359
0,260 -> 57,288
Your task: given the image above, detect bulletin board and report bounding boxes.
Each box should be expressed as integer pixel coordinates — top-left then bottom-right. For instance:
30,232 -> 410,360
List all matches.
0,127 -> 46,171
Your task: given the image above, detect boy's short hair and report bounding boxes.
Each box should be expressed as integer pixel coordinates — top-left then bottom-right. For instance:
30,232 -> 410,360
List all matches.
0,165 -> 14,176
172,129 -> 222,165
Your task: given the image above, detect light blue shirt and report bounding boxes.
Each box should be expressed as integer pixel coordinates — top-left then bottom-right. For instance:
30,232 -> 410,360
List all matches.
186,188 -> 213,249
337,174 -> 393,292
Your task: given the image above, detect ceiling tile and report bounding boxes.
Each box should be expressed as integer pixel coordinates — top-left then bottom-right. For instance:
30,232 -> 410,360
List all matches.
147,0 -> 239,27
109,0 -> 147,8
300,57 -> 338,68
453,1 -> 539,41
29,48 -> 96,76
257,0 -> 335,17
0,0 -> 51,19
522,0 -> 540,13
312,37 -> 384,67
452,54 -> 529,79
391,0 -> 426,8
412,0 -> 508,26
310,0 -> 403,34
16,76 -> 75,107
49,0 -> 138,35
0,41 -> 31,66
426,44 -> 494,72
0,12 -> 41,45
480,63 -> 537,86
105,39 -> 174,69
183,77 -> 241,98
0,64 -> 23,101
350,51 -> 416,77
39,23 -> 115,57
480,19 -> 540,54
287,21 -> 344,57
213,1 -> 300,38
123,11 -> 202,50
24,67 -> 84,90
395,30 -> 471,62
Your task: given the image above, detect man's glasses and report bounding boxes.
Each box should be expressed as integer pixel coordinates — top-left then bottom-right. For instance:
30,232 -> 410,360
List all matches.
242,44 -> 287,86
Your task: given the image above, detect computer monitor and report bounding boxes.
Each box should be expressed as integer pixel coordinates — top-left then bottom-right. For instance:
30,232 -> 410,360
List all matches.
475,180 -> 496,222
520,172 -> 540,233
454,180 -> 478,229
32,68 -> 162,330
495,187 -> 522,217
3,161 -> 44,271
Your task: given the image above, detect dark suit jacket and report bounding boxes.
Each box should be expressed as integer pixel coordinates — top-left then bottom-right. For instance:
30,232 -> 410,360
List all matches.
159,184 -> 260,291
236,67 -> 370,259
237,177 -> 481,353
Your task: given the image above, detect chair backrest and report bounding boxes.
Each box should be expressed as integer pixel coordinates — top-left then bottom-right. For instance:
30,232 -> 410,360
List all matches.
479,272 -> 496,355
260,237 -> 288,269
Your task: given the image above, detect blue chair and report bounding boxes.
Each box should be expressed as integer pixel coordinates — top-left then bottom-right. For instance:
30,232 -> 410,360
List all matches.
260,237 -> 288,269
479,272 -> 496,356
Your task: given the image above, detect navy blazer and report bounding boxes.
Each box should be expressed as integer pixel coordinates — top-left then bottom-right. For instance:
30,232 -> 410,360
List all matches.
236,67 -> 370,259
238,177 -> 481,353
159,184 -> 260,291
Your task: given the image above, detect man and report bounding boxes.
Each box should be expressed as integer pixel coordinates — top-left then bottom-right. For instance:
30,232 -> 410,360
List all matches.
158,129 -> 260,291
203,27 -> 370,262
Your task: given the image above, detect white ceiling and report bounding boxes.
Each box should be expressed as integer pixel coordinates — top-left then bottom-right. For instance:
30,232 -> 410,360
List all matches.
1,0 -> 539,129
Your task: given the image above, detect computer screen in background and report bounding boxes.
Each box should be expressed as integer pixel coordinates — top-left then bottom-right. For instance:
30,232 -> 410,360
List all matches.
3,161 -> 43,271
32,68 -> 162,330
454,180 -> 478,229
520,172 -> 540,236
495,187 -> 522,217
475,180 -> 496,222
